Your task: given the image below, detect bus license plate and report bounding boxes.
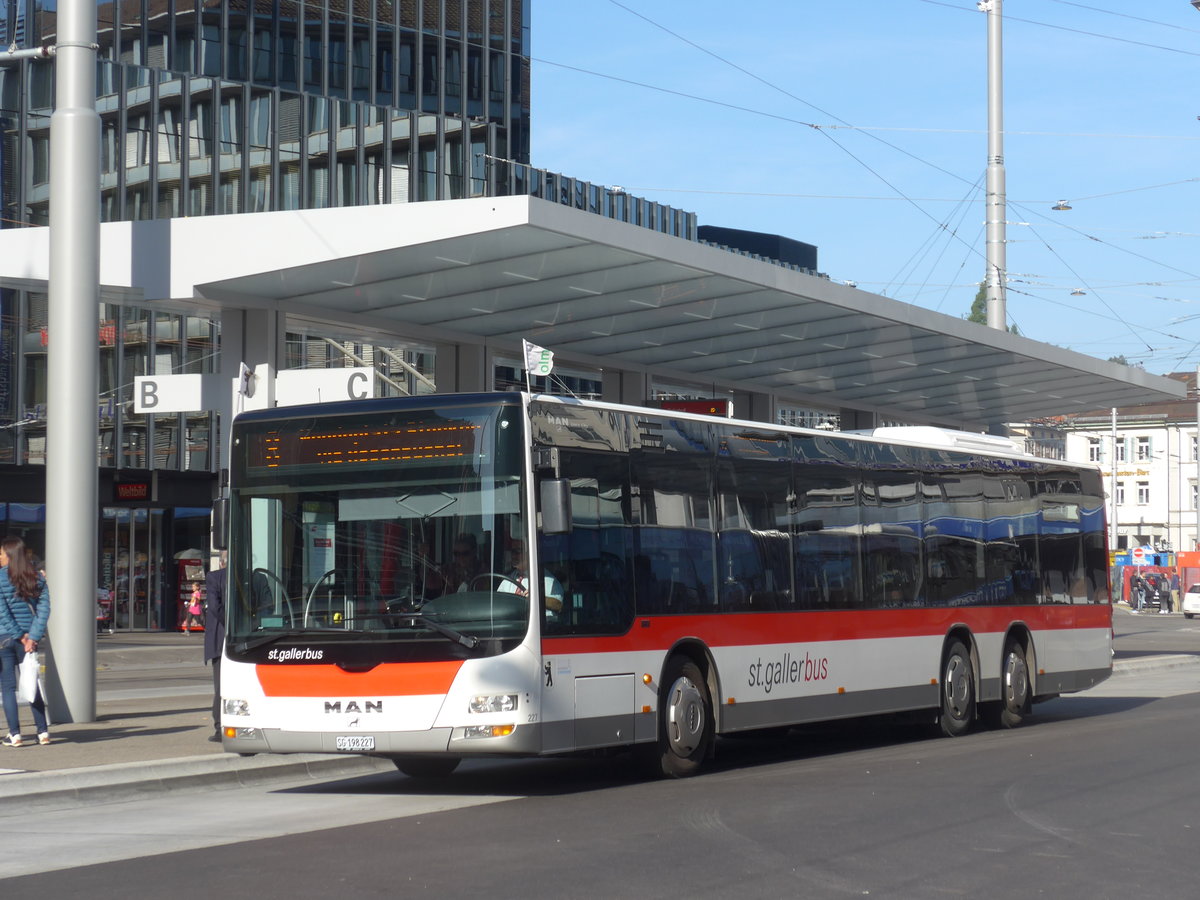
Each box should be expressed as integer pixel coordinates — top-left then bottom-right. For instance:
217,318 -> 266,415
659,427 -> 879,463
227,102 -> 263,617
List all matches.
335,735 -> 375,752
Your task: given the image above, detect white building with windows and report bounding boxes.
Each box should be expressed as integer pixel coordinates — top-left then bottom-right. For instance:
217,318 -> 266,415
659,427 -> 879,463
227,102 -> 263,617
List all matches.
1055,372 -> 1199,553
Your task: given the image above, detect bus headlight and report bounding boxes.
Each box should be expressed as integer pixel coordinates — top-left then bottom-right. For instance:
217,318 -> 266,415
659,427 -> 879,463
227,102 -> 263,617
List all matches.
469,694 -> 518,714
223,698 -> 250,716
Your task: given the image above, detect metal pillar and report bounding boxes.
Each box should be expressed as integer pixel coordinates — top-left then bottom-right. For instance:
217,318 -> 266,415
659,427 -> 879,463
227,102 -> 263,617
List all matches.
45,0 -> 100,722
983,0 -> 1007,330
1111,408 -> 1119,551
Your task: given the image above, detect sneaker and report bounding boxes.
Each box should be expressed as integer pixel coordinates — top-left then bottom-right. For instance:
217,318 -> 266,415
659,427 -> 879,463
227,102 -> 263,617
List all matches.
37,732 -> 50,745
2,733 -> 22,748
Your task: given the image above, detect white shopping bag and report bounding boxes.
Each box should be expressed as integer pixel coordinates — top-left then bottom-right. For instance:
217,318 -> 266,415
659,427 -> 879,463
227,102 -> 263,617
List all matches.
17,650 -> 42,705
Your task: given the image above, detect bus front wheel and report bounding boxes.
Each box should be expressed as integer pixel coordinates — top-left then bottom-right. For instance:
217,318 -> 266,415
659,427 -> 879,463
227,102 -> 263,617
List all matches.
656,657 -> 713,778
392,755 -> 461,778
939,639 -> 975,737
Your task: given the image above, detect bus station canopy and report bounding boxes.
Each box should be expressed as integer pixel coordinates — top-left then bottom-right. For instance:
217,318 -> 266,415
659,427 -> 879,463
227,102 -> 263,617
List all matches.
0,194 -> 1183,429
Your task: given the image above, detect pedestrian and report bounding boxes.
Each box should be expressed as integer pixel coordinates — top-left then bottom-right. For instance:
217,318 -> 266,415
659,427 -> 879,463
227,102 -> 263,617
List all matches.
204,550 -> 227,743
1168,571 -> 1180,615
184,581 -> 203,633
0,535 -> 51,747
1131,574 -> 1145,613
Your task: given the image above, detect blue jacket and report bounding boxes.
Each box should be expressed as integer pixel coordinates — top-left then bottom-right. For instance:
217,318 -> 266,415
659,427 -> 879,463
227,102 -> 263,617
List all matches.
0,567 -> 50,643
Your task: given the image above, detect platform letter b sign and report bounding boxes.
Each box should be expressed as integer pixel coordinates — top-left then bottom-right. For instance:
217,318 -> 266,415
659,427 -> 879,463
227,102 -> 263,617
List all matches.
140,380 -> 158,410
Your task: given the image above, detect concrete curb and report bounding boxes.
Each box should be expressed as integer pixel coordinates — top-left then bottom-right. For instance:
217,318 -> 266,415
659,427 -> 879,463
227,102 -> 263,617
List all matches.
1,751 -> 395,812
1111,654 -> 1200,675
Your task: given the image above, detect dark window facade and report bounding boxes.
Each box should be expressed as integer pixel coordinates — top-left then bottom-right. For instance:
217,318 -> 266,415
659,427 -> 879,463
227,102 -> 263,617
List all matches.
3,0 -> 531,225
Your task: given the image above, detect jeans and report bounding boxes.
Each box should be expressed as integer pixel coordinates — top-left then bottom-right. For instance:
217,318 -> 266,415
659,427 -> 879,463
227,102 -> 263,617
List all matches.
0,641 -> 49,737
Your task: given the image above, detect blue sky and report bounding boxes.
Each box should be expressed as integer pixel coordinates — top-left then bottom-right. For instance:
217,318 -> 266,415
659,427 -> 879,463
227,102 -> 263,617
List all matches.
531,1 -> 1199,375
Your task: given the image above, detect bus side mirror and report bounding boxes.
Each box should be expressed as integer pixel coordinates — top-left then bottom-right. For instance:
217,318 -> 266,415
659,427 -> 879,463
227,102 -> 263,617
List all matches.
212,497 -> 230,550
540,478 -> 571,535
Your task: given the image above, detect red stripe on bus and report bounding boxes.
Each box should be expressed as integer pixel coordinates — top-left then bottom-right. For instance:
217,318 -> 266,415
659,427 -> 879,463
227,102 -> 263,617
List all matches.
255,661 -> 464,697
542,605 -> 1112,655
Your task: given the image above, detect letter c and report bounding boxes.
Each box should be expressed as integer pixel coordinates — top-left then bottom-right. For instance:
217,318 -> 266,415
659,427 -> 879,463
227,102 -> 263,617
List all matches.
347,371 -> 368,400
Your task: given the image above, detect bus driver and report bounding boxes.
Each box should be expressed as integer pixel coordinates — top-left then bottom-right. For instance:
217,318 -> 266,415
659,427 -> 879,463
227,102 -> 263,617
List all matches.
499,542 -> 564,617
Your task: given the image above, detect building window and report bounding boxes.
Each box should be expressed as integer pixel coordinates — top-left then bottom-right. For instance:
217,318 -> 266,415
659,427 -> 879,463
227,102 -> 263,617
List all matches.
1136,436 -> 1151,462
1115,441 -> 1127,463
1192,482 -> 1198,511
1137,481 -> 1150,505
1192,435 -> 1198,463
1116,481 -> 1125,505
494,357 -> 602,399
1088,438 -> 1101,462
777,405 -> 840,431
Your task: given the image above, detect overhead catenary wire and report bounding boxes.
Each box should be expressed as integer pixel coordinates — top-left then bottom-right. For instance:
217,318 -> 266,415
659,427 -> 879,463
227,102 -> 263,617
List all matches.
915,0 -> 1200,57
545,2 -> 1198,360
596,0 -> 1000,289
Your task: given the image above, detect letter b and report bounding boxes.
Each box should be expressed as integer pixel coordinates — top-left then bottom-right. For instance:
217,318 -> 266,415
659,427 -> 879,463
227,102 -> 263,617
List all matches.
140,380 -> 158,409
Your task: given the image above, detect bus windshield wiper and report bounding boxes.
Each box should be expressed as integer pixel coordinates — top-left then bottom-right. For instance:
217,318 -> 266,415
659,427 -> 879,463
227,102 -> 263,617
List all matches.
234,627 -> 360,653
405,612 -> 479,649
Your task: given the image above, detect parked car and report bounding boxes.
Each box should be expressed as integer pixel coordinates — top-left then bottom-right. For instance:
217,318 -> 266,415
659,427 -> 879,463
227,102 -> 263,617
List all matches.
1182,584 -> 1200,620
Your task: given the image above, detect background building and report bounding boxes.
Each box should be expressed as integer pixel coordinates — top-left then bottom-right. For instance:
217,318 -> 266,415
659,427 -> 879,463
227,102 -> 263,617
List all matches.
1056,371 -> 1200,555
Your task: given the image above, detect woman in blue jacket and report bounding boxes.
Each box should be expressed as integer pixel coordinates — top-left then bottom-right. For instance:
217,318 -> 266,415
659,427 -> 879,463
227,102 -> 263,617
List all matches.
0,535 -> 51,747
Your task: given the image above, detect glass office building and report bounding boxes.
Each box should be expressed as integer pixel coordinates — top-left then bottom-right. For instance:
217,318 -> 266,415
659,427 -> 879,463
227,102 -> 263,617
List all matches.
5,0 -> 531,222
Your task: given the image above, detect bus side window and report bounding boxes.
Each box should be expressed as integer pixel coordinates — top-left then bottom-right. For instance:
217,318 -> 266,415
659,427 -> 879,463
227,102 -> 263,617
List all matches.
544,451 -> 635,635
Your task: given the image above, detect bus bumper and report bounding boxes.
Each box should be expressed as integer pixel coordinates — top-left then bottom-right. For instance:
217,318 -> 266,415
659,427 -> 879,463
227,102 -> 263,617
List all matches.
222,722 -> 544,757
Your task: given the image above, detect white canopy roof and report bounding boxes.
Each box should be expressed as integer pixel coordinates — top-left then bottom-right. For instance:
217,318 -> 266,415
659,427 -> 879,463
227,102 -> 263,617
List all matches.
1,194 -> 1182,428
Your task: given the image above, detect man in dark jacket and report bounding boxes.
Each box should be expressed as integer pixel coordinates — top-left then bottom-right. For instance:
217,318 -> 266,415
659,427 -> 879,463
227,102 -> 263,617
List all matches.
204,551 -> 227,742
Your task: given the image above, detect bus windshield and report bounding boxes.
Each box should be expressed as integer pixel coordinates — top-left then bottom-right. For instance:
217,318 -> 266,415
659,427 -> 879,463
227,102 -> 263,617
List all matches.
226,399 -> 529,660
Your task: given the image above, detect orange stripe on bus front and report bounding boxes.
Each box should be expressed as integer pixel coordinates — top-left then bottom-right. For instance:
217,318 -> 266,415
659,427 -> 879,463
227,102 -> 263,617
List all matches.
255,661 -> 464,697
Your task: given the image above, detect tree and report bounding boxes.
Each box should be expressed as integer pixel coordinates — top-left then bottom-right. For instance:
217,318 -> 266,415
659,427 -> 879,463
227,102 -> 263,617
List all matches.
966,283 -> 1020,335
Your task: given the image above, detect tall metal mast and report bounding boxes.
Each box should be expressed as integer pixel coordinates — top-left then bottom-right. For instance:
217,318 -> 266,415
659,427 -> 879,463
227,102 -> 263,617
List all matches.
982,0 -> 1007,330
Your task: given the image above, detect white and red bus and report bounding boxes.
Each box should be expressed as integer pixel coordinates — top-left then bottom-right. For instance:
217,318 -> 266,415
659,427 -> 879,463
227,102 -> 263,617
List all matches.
218,393 -> 1112,777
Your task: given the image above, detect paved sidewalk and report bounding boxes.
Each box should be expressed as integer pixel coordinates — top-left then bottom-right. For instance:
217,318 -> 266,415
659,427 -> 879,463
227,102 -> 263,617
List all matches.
0,633 -> 390,808
0,631 -> 1197,809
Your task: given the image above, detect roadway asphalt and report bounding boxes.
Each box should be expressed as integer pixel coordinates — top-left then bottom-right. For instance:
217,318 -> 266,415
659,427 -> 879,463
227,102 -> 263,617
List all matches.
1,606 -> 1196,810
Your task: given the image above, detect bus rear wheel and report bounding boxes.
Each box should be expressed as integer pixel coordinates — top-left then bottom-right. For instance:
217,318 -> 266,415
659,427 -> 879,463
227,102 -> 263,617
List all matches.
392,755 -> 461,778
938,639 -> 975,737
656,657 -> 713,778
988,640 -> 1031,729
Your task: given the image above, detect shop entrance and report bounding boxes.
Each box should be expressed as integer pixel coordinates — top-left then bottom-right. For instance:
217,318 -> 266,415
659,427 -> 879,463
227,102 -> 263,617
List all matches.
99,507 -> 165,631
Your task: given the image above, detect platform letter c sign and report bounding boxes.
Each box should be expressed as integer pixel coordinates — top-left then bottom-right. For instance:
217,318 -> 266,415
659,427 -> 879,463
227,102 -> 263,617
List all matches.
347,371 -> 369,400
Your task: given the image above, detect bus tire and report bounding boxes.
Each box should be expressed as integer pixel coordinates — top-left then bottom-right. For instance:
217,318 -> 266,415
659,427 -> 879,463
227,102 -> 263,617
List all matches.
989,640 -> 1031,729
656,657 -> 713,778
938,639 -> 975,738
392,755 -> 461,778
